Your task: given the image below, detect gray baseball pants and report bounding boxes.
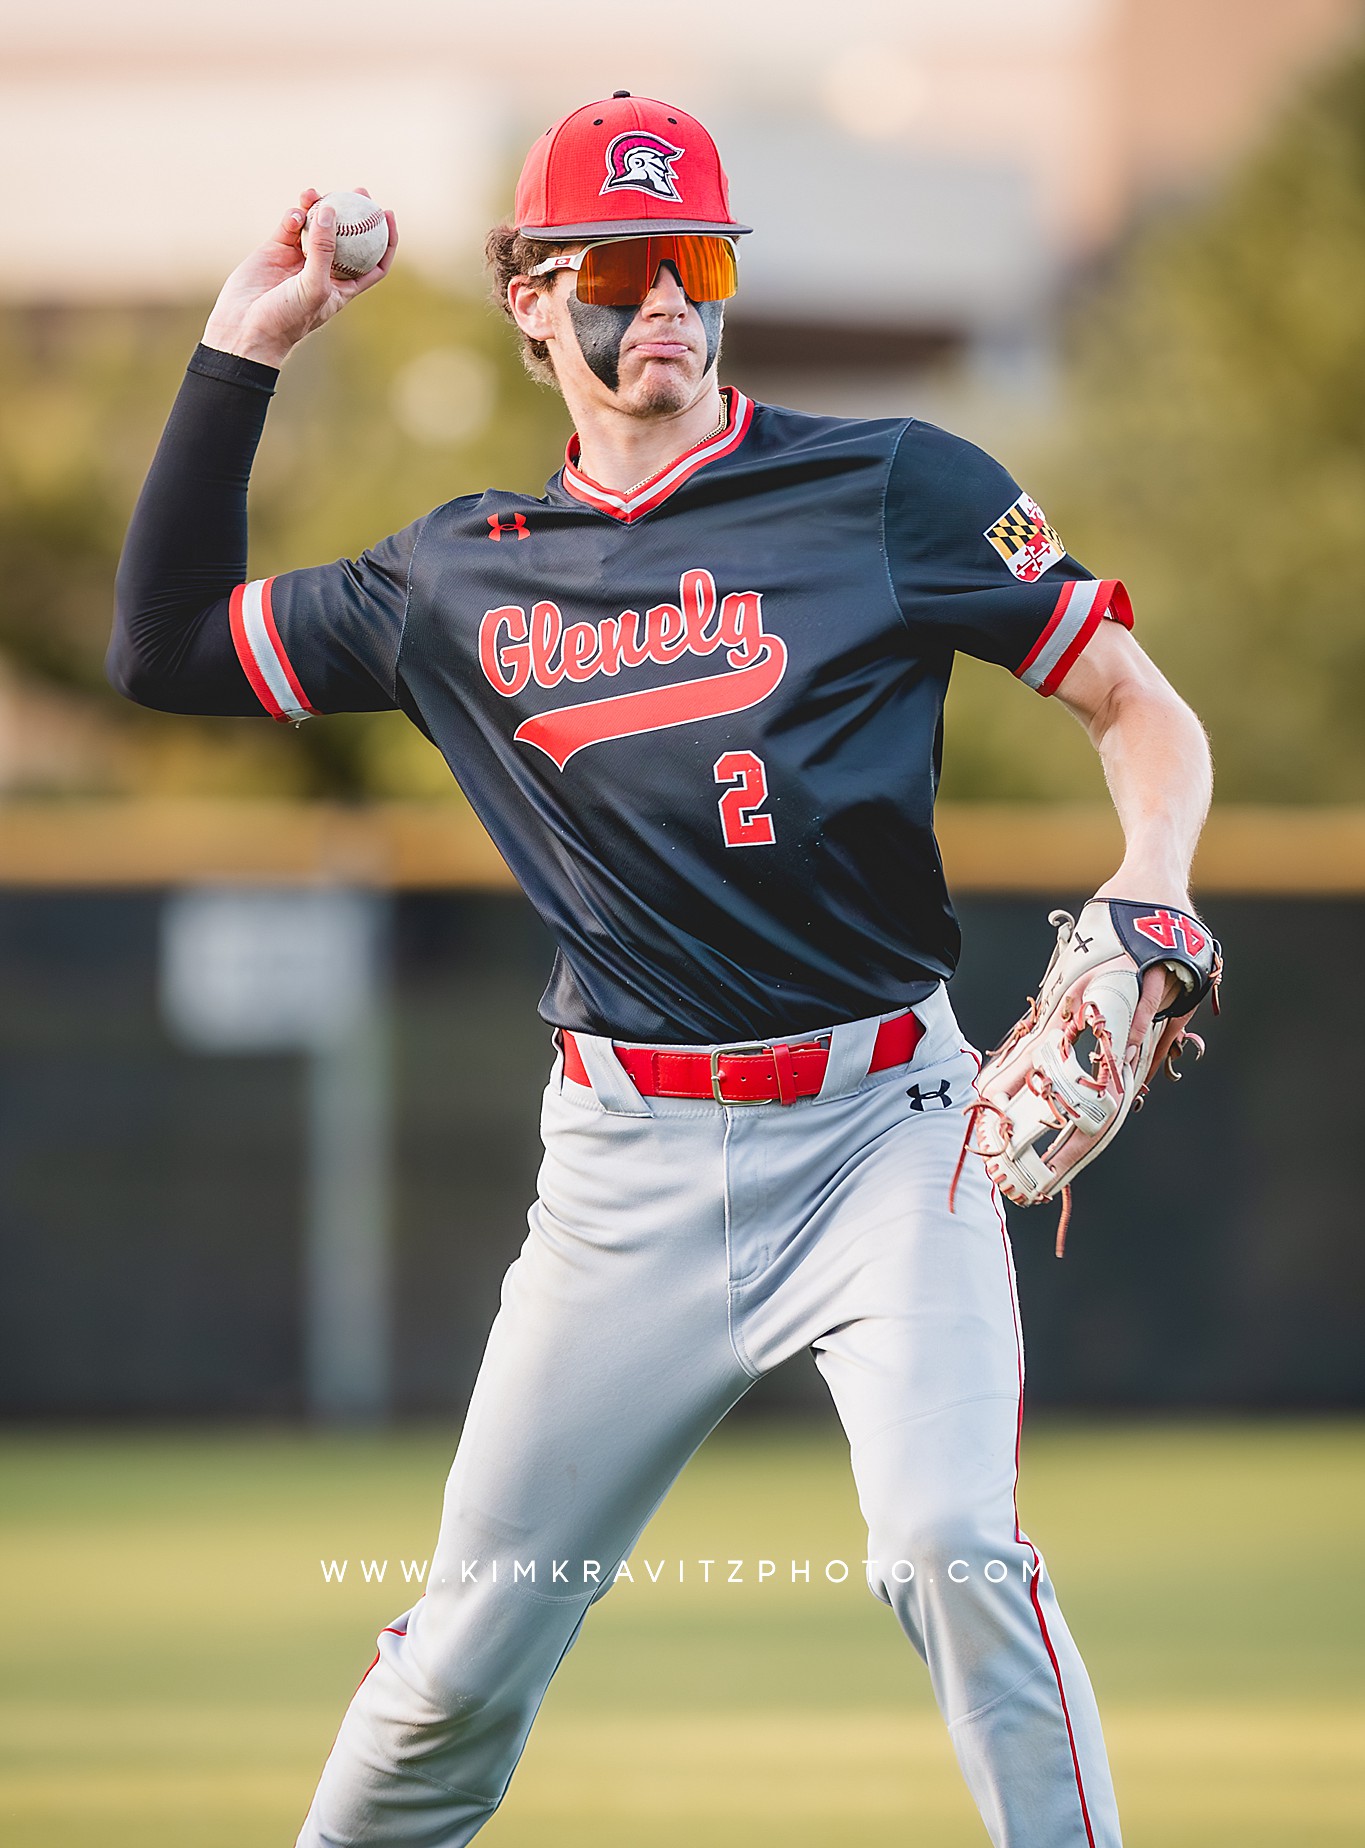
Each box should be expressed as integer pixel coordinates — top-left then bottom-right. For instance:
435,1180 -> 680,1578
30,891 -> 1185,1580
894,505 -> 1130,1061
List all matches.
296,987 -> 1121,1847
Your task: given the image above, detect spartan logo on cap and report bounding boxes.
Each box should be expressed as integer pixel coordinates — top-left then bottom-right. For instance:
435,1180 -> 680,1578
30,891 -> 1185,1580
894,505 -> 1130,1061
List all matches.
600,131 -> 685,202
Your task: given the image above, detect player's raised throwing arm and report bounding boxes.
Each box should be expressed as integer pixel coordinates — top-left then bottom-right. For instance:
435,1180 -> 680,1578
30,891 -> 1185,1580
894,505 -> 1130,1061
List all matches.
109,193 -> 400,717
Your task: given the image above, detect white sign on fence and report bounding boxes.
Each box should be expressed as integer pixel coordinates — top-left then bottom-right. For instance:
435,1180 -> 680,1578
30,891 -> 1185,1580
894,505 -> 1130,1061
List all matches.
160,888 -> 381,1053
159,886 -> 393,1422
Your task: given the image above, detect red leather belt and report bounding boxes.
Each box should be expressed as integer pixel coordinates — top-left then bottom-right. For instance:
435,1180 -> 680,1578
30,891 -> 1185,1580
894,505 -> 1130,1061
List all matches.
561,1011 -> 923,1106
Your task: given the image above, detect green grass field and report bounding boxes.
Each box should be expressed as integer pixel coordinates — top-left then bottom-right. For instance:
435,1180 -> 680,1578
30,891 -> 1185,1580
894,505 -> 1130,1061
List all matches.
2,1418 -> 1362,1846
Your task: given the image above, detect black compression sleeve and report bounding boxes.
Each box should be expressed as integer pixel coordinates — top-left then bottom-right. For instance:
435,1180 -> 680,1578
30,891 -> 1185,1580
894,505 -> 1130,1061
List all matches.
108,345 -> 280,715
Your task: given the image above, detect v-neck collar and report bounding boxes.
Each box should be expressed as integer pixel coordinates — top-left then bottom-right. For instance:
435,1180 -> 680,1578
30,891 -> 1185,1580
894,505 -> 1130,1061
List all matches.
559,387 -> 754,524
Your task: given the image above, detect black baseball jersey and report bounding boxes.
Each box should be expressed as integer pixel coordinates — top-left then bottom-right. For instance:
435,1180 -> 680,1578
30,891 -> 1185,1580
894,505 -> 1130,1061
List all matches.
124,362 -> 1132,1042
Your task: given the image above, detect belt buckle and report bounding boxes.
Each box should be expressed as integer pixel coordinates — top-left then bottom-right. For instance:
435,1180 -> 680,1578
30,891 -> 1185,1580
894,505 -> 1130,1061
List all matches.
710,1042 -> 772,1105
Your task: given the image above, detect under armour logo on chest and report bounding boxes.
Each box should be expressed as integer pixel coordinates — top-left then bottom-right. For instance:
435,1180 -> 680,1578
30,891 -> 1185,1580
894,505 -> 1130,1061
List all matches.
907,1080 -> 953,1111
488,513 -> 530,541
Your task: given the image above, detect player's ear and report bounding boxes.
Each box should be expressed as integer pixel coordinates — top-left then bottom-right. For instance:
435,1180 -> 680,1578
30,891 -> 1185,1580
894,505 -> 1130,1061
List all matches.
508,276 -> 558,343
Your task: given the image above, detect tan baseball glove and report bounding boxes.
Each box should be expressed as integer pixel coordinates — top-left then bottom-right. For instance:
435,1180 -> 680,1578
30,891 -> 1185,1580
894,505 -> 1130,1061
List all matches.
951,899 -> 1222,1254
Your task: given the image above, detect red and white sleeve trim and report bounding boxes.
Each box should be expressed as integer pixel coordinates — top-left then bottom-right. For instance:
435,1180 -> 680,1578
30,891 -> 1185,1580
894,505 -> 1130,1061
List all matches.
229,579 -> 316,724
1016,578 -> 1133,697
561,389 -> 754,523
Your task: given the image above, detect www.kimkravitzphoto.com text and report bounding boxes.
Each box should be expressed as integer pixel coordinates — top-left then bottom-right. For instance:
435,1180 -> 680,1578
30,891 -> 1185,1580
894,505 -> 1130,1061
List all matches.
316,1555 -> 1037,1589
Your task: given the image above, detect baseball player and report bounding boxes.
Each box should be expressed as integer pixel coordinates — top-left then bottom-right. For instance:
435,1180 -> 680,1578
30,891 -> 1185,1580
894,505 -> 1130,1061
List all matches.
111,94 -> 1215,1848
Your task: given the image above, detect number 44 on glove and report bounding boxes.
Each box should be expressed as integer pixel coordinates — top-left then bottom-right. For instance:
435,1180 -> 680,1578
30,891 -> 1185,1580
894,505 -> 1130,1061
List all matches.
951,900 -> 1222,1256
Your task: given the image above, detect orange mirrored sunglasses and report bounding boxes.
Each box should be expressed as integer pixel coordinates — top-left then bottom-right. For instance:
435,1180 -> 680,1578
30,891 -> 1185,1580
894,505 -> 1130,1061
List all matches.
526,235 -> 739,306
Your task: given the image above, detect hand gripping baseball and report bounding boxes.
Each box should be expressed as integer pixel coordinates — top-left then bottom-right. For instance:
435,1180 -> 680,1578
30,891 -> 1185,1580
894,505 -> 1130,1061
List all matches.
951,899 -> 1222,1255
201,188 -> 398,369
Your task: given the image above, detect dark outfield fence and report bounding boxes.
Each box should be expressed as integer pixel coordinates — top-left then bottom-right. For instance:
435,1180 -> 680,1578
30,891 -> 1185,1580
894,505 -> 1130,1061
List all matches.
1,877 -> 1360,1419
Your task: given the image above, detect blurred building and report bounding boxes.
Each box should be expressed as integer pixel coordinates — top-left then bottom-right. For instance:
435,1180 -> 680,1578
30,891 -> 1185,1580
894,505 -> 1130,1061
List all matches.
2,0 -> 1361,796
5,0 -> 1363,429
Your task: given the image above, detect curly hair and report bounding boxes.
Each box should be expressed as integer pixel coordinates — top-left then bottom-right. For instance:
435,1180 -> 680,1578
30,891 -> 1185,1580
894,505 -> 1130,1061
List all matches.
484,222 -> 579,386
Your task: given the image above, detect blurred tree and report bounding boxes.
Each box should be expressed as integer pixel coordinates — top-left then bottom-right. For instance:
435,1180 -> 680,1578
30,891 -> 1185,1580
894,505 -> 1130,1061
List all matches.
0,271 -> 567,797
7,42 -> 1363,807
0,306 -> 196,697
940,39 -> 1365,805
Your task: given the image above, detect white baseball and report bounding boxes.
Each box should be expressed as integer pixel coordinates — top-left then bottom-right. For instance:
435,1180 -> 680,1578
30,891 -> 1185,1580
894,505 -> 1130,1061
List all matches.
302,190 -> 389,280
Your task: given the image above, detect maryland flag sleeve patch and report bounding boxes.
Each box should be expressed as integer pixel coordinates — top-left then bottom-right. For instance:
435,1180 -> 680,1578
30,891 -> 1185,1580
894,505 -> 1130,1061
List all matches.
984,492 -> 1066,583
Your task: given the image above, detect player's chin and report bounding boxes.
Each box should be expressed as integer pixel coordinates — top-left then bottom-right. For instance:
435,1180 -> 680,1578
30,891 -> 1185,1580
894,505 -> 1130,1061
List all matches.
619,358 -> 705,414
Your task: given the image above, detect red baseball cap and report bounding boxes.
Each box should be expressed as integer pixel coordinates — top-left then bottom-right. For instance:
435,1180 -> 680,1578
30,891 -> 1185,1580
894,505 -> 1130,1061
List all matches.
514,92 -> 751,239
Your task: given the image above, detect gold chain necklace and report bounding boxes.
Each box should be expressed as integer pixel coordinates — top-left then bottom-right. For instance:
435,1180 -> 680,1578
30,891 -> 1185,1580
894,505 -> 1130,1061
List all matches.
624,393 -> 729,494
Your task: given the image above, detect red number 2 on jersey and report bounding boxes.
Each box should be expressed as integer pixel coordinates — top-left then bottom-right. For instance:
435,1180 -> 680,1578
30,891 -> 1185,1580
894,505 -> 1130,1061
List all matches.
714,751 -> 776,848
